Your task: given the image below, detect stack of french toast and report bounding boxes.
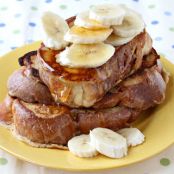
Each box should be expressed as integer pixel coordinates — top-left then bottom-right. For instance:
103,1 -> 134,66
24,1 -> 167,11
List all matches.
0,4 -> 169,149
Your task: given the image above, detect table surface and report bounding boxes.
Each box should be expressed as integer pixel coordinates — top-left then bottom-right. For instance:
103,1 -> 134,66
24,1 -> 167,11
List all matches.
0,0 -> 174,173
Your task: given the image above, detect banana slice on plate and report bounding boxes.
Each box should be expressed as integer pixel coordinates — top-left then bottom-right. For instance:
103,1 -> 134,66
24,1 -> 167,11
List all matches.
105,33 -> 135,46
112,9 -> 145,38
74,11 -> 109,29
56,43 -> 115,68
90,128 -> 127,158
118,128 -> 145,147
64,25 -> 113,44
68,135 -> 98,158
42,11 -> 69,49
89,4 -> 125,26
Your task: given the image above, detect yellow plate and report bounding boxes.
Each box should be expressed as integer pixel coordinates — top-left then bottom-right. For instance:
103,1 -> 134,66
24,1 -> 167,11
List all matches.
0,42 -> 174,171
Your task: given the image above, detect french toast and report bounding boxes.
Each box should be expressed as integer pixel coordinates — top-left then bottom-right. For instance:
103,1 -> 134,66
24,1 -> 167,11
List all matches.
3,60 -> 166,146
0,4 -> 169,151
12,99 -> 139,146
12,99 -> 76,147
8,67 -> 54,104
19,31 -> 152,108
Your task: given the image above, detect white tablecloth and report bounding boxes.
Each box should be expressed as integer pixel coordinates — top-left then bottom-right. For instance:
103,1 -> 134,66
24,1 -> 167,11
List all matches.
0,0 -> 174,173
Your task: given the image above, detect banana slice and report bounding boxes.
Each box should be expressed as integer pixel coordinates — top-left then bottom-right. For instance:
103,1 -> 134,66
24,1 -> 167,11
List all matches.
42,11 -> 69,49
56,43 -> 115,68
89,4 -> 125,26
90,128 -> 127,158
113,9 -> 145,38
43,37 -> 67,50
74,11 -> 109,29
105,33 -> 135,46
68,135 -> 98,158
64,25 -> 113,44
118,128 -> 145,147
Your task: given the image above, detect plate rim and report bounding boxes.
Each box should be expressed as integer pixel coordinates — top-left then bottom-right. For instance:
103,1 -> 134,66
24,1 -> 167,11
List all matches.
0,125 -> 173,172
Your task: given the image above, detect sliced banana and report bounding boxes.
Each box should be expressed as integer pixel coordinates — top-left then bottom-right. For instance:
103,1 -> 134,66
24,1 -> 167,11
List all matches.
90,128 -> 127,158
64,25 -> 113,44
56,43 -> 115,68
89,4 -> 125,26
105,33 -> 135,46
42,11 -> 69,49
68,135 -> 98,158
118,128 -> 145,147
43,37 -> 68,50
112,9 -> 144,38
74,11 -> 109,29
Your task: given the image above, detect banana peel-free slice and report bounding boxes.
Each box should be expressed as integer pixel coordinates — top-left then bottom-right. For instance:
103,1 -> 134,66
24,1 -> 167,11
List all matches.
56,43 -> 115,68
64,25 -> 113,44
68,135 -> 98,158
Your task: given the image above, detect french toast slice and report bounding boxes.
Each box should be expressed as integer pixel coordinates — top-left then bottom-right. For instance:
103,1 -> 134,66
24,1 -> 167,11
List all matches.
19,31 -> 153,108
11,99 -> 140,147
7,67 -> 54,104
94,65 -> 166,109
15,48 -> 166,110
18,16 -> 153,108
12,99 -> 76,147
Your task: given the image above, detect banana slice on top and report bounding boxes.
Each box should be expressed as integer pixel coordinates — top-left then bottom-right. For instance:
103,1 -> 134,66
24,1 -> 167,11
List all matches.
118,128 -> 145,147
90,128 -> 127,158
113,9 -> 145,38
105,33 -> 135,46
74,11 -> 109,29
56,43 -> 115,68
89,4 -> 125,26
42,11 -> 69,49
68,135 -> 98,158
64,25 -> 113,44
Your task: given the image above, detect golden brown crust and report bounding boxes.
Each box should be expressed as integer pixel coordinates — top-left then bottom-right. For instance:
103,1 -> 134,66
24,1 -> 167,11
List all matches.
7,67 -> 54,105
72,107 -> 140,134
12,99 -> 77,146
120,66 -> 166,109
11,99 -> 141,146
94,65 -> 167,110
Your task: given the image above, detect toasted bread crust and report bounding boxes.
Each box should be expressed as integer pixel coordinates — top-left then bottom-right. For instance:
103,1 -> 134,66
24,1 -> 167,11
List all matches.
12,99 -> 141,146
94,65 -> 166,110
120,66 -> 166,109
71,107 -> 140,134
8,67 -> 54,104
12,100 -> 76,145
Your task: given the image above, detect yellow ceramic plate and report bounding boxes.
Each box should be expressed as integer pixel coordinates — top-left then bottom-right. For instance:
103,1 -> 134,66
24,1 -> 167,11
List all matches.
0,42 -> 174,171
